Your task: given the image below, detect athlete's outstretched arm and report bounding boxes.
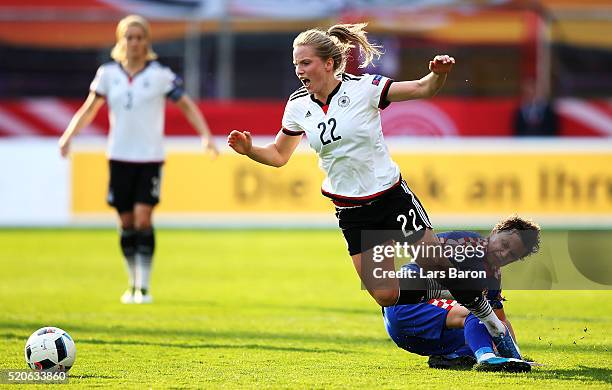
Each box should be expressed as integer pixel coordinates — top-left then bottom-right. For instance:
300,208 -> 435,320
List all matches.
387,55 -> 455,102
227,130 -> 301,168
175,95 -> 218,157
58,91 -> 105,157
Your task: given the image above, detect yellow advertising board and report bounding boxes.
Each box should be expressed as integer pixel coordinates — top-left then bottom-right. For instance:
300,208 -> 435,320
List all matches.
72,151 -> 612,218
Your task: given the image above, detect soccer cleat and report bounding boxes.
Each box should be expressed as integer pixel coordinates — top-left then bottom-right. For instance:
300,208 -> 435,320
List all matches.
428,354 -> 476,370
492,327 -> 521,359
120,289 -> 135,304
474,357 -> 531,373
133,289 -> 153,304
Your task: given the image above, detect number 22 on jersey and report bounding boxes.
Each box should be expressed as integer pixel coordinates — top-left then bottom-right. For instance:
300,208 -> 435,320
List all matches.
318,118 -> 341,146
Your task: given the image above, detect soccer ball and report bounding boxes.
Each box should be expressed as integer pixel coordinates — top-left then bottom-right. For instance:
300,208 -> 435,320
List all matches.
24,327 -> 76,372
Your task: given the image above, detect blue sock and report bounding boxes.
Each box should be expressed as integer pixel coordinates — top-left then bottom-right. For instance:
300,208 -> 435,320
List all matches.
464,314 -> 496,363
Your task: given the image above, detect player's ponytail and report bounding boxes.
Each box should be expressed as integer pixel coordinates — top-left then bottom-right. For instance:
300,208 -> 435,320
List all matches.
293,23 -> 382,76
327,23 -> 382,71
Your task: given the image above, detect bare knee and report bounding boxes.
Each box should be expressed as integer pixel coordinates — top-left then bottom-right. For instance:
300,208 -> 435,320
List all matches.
118,212 -> 134,230
134,204 -> 153,230
445,305 -> 470,328
134,219 -> 152,230
372,289 -> 399,307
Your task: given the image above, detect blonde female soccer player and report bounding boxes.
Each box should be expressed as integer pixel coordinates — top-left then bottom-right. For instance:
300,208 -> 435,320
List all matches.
59,15 -> 218,304
228,24 -> 519,354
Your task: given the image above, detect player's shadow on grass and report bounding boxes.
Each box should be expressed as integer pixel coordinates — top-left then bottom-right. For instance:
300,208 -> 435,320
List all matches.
1,330 -> 352,354
257,303 -> 375,316
78,338 -> 353,354
158,301 -> 375,316
0,322 -> 385,347
531,366 -> 612,385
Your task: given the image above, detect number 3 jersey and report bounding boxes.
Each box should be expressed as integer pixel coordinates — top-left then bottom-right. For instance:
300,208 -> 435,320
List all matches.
281,73 -> 400,203
90,61 -> 184,162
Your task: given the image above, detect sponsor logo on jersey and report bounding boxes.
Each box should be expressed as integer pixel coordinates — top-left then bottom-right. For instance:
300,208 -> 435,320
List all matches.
372,74 -> 383,86
338,95 -> 350,107
305,110 -> 312,118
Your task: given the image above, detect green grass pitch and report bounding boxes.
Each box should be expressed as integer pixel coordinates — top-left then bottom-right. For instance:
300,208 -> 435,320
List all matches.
0,229 -> 610,389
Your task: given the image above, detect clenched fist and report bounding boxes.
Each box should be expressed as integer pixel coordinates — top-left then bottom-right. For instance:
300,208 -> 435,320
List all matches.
227,130 -> 253,155
429,55 -> 455,75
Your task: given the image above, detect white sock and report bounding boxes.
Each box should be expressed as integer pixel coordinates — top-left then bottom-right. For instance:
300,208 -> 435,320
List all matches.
479,311 -> 506,337
464,297 -> 506,337
135,253 -> 152,293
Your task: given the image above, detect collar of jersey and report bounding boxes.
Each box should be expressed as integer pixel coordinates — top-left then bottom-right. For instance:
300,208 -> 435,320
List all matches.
117,60 -> 153,80
310,81 -> 342,107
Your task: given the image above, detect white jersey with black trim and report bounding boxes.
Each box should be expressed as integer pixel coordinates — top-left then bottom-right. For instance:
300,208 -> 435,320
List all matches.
281,73 -> 400,202
90,61 -> 184,162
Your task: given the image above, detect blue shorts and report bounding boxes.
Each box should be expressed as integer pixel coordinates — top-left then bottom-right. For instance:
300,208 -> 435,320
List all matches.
383,301 -> 471,357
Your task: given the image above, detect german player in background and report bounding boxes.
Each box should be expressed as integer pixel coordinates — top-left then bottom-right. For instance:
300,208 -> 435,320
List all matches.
227,23 -> 517,353
58,15 -> 218,304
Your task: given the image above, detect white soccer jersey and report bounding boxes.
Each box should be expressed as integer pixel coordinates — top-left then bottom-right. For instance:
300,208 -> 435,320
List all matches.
281,73 -> 400,202
90,61 -> 184,162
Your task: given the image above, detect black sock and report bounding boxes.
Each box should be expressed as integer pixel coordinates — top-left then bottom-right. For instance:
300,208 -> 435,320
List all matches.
424,278 -> 445,301
120,228 -> 137,288
120,228 -> 137,258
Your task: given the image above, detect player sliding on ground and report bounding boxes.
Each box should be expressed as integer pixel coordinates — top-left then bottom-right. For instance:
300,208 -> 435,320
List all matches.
382,215 -> 541,372
385,288 -> 530,372
228,23 -> 519,357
